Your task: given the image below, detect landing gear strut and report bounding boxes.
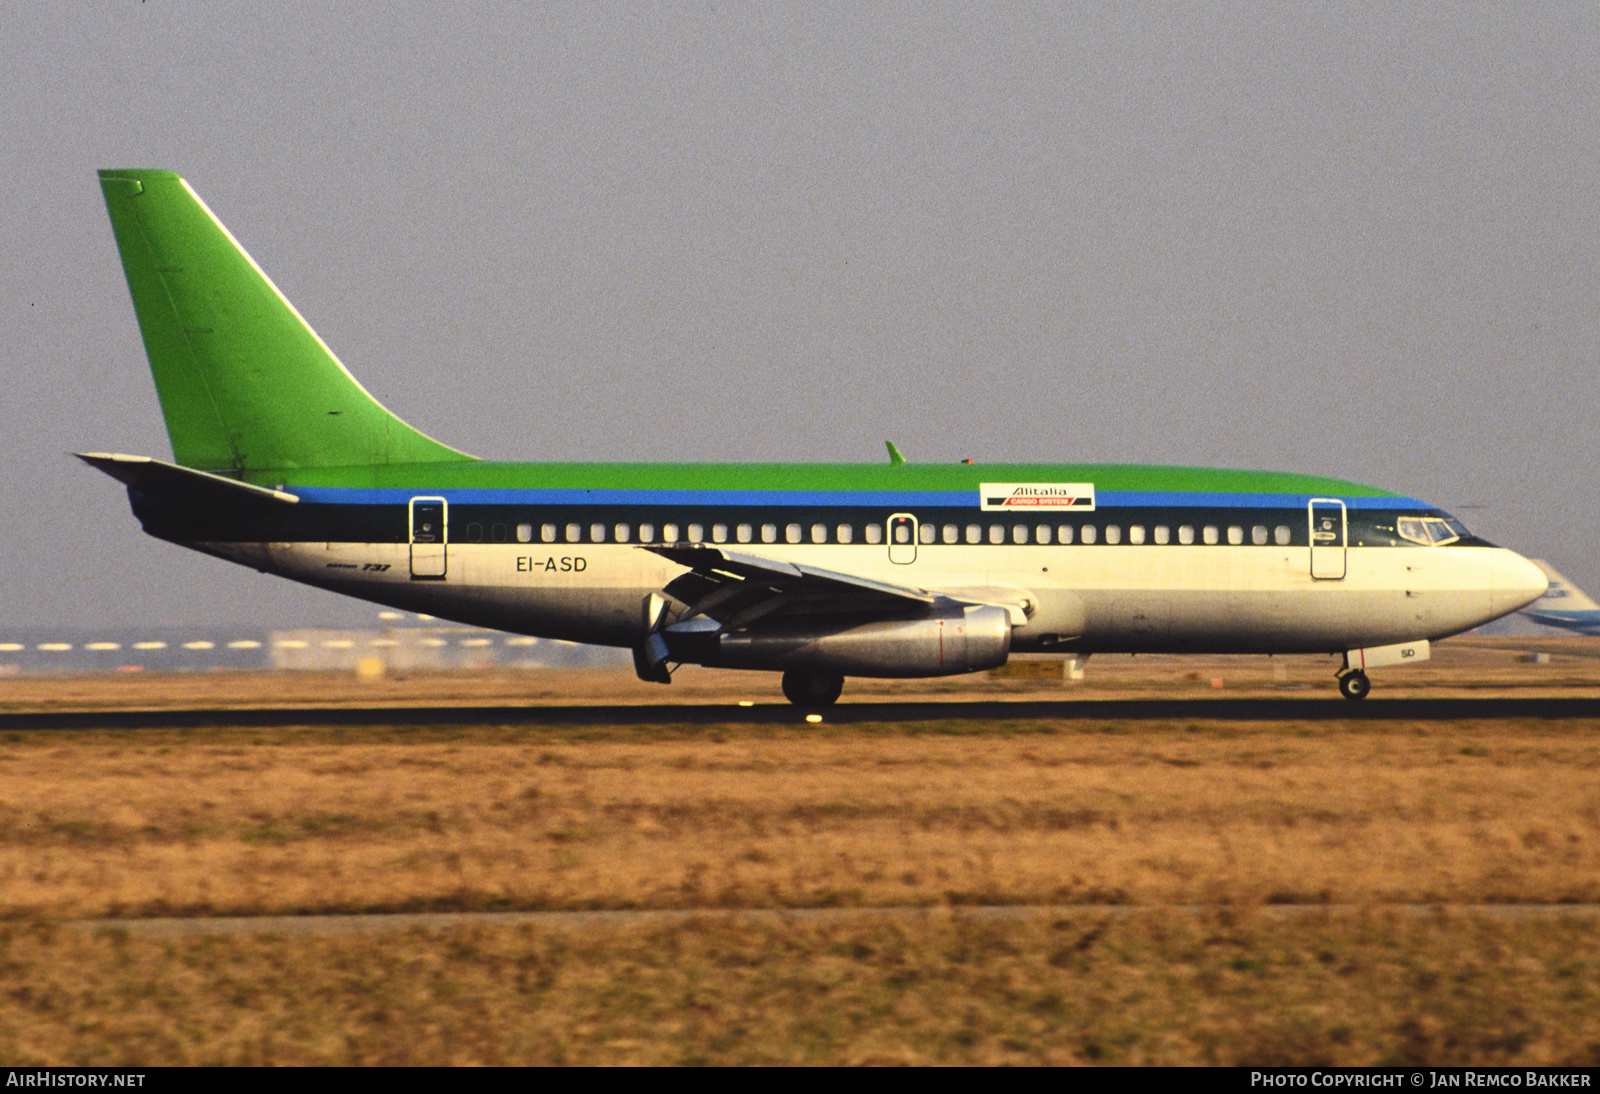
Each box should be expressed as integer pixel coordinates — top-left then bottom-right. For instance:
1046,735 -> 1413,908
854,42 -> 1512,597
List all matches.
782,670 -> 844,710
1338,670 -> 1371,701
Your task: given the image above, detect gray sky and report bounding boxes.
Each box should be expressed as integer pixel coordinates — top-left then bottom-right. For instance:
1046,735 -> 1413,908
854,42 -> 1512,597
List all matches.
3,2 -> 1597,628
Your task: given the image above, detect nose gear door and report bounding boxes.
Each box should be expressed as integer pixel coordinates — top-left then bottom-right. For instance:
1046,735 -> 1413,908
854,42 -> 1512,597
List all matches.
1308,498 -> 1346,580
409,497 -> 448,580
888,513 -> 918,564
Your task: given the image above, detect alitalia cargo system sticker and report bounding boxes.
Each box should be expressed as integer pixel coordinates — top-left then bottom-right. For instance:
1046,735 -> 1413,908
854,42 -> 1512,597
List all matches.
979,483 -> 1096,512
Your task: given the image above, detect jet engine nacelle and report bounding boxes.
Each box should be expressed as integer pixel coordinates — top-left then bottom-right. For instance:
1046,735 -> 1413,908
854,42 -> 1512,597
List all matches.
663,604 -> 1013,677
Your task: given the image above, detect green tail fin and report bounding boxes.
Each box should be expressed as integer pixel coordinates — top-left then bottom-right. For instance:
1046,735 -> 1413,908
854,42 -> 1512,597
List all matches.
98,169 -> 472,471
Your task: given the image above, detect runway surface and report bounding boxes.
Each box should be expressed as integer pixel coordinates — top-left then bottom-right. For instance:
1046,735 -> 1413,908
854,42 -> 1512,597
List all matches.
4,696 -> 1600,730
68,904 -> 1600,937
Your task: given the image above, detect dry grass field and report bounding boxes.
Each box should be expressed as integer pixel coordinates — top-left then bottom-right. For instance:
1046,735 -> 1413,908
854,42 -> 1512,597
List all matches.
0,636 -> 1597,1064
4,911 -> 1600,1065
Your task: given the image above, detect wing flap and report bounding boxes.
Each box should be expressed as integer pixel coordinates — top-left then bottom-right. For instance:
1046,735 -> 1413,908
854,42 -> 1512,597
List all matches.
645,543 -> 939,628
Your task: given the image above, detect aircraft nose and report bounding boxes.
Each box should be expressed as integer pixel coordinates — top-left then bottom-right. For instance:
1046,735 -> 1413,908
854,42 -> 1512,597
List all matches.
1489,549 -> 1548,617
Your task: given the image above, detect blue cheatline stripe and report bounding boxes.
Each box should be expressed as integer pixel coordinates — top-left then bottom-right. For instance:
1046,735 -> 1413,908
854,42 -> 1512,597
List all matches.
1100,492 -> 1426,510
289,486 -> 1431,510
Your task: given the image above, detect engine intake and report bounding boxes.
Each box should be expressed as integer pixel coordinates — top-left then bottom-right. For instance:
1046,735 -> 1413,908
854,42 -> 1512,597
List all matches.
663,604 -> 1012,677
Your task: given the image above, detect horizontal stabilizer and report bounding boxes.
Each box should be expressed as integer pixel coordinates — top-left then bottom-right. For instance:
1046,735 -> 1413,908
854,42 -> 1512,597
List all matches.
76,452 -> 299,507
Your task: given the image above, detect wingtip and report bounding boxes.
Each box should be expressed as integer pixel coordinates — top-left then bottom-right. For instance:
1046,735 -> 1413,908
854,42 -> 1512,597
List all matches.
886,441 -> 906,466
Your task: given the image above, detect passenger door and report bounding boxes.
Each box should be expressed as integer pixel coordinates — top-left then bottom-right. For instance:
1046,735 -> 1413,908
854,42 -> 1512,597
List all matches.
888,513 -> 918,565
1308,498 -> 1346,580
409,497 -> 448,580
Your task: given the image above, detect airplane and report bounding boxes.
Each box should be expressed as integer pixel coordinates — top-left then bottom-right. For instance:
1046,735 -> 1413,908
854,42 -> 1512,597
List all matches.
81,169 -> 1549,706
1520,561 -> 1600,634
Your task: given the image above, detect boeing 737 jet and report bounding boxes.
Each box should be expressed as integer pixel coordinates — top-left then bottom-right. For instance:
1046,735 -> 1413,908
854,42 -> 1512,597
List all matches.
1520,561 -> 1600,634
82,170 -> 1548,705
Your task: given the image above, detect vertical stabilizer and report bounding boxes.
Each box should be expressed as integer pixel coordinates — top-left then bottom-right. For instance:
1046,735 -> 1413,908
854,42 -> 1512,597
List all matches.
98,169 -> 472,472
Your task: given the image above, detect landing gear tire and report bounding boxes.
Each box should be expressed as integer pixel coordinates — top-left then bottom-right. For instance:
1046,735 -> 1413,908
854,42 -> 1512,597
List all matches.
1338,670 -> 1371,701
782,671 -> 844,710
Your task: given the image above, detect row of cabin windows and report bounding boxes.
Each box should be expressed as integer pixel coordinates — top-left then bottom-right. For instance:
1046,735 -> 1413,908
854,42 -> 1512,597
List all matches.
459,520 -> 1296,547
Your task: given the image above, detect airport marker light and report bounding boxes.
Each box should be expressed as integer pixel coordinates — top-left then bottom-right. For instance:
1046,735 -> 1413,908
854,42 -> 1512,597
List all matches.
0,626 -> 609,674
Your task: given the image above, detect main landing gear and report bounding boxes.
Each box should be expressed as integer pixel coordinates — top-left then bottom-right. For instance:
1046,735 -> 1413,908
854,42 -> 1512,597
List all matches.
1338,670 -> 1371,701
782,670 -> 844,710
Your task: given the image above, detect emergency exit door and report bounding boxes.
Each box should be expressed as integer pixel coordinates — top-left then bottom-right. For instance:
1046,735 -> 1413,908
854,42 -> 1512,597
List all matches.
1308,498 -> 1346,580
409,497 -> 448,580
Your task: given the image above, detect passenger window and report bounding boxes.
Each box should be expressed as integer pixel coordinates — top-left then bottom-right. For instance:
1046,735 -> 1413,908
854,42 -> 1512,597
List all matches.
466,522 -> 484,543
1129,525 -> 1145,545
837,524 -> 854,544
1035,525 -> 1052,545
1106,525 -> 1122,545
491,523 -> 508,543
1154,525 -> 1169,545
517,523 -> 533,543
713,524 -> 729,543
1274,525 -> 1290,546
1057,525 -> 1073,545
663,523 -> 680,543
866,524 -> 883,544
639,523 -> 656,544
687,523 -> 704,543
989,525 -> 1005,544
590,523 -> 607,543
566,523 -> 582,543
787,523 -> 803,544
895,523 -> 911,544
1082,525 -> 1097,544
736,523 -> 753,543
1251,525 -> 1267,545
1227,526 -> 1243,545
919,523 -> 935,544
811,523 -> 827,543
966,524 -> 982,544
1203,526 -> 1218,545
760,523 -> 776,543
1178,525 -> 1194,545
615,523 -> 631,543
541,523 -> 557,543
1013,525 -> 1029,544
943,524 -> 959,544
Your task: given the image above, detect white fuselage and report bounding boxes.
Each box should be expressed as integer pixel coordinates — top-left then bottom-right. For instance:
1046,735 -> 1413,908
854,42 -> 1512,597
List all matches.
222,537 -> 1547,656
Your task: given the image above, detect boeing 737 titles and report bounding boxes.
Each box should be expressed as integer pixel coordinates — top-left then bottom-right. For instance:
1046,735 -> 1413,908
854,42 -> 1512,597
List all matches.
82,170 -> 1549,705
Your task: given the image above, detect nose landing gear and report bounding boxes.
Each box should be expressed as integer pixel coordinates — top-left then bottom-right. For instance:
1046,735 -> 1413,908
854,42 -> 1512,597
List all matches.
1338,670 -> 1371,701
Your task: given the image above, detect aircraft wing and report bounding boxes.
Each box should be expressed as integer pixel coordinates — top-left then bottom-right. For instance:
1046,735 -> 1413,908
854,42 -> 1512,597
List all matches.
644,544 -> 938,630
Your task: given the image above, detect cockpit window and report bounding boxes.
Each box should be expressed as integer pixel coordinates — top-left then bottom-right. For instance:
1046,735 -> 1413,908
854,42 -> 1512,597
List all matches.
1426,520 -> 1458,544
1398,516 -> 1465,546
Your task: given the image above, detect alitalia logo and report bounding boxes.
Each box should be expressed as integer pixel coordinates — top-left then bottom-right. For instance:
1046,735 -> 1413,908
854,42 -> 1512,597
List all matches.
979,483 -> 1096,512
